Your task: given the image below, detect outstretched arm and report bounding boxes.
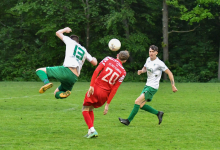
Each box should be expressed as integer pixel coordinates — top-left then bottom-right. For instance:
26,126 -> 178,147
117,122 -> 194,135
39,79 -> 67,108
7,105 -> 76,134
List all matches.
103,82 -> 121,115
103,103 -> 109,115
164,69 -> 178,92
90,57 -> 98,66
56,27 -> 72,41
103,73 -> 125,115
137,66 -> 147,75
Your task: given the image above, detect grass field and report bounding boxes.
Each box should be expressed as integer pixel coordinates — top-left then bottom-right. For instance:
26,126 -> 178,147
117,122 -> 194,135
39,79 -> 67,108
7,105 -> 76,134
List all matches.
0,82 -> 220,150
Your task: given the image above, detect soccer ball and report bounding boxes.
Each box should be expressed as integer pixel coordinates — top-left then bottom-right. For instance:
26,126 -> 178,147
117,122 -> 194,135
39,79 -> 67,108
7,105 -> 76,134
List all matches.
108,39 -> 121,51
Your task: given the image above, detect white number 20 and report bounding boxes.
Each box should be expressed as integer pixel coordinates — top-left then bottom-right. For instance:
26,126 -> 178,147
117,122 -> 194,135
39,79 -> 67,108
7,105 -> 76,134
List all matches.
102,67 -> 120,85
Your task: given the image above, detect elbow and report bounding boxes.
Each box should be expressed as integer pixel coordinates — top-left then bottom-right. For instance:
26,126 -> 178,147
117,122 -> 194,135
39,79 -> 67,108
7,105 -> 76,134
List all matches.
165,69 -> 173,76
168,71 -> 173,77
168,72 -> 174,80
55,31 -> 59,37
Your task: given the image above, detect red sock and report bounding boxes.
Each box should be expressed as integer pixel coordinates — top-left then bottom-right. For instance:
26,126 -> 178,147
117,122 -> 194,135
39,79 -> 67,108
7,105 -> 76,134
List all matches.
82,111 -> 93,129
89,111 -> 94,124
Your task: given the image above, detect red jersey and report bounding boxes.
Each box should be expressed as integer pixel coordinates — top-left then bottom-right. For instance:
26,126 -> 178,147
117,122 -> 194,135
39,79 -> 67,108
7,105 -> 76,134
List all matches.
90,56 -> 126,104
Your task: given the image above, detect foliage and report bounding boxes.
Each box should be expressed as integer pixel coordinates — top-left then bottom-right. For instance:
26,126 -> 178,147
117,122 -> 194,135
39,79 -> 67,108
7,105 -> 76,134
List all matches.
167,0 -> 220,82
0,0 -> 219,82
167,0 -> 219,24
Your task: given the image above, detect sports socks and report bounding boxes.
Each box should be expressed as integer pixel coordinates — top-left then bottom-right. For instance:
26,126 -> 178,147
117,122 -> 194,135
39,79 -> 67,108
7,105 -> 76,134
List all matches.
82,111 -> 93,129
36,70 -> 50,84
55,91 -> 64,99
89,111 -> 94,124
89,127 -> 95,133
127,104 -> 140,122
141,104 -> 158,115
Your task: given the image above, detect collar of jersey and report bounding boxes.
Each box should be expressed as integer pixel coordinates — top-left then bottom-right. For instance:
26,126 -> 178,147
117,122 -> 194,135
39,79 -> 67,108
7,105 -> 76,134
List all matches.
116,59 -> 123,65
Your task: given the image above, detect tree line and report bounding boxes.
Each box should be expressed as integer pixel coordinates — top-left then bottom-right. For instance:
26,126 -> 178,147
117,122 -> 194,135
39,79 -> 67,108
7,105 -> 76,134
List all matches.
0,0 -> 219,82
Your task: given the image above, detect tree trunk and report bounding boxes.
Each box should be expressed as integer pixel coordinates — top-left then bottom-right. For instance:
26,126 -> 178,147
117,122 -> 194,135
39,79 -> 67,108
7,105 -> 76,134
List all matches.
120,0 -> 133,62
162,0 -> 168,80
121,0 -> 129,39
122,19 -> 129,39
86,0 -> 89,51
82,0 -> 90,51
218,42 -> 220,80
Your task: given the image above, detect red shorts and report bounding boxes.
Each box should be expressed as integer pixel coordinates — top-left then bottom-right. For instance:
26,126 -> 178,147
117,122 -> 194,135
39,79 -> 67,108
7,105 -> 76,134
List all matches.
83,84 -> 111,108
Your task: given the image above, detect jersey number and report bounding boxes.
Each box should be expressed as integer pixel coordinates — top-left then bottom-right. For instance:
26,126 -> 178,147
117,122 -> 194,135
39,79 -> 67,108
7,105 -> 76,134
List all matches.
102,67 -> 120,85
73,45 -> 85,61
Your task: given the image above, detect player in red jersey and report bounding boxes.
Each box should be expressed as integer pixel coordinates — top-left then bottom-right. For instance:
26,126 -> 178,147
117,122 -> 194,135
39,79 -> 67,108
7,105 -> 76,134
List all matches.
82,50 -> 129,138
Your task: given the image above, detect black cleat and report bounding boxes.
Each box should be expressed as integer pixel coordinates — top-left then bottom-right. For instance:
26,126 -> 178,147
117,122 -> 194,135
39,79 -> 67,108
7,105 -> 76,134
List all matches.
119,117 -> 130,126
157,111 -> 164,125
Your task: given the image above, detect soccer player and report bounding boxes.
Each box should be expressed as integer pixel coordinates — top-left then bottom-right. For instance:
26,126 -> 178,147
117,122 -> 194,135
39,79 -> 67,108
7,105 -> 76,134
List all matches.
82,50 -> 129,138
36,27 -> 97,99
119,45 -> 178,126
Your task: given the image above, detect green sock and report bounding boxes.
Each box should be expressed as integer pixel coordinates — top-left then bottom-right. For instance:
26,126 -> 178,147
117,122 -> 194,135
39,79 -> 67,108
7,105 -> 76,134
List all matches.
127,104 -> 140,122
36,70 -> 50,84
141,104 -> 158,115
55,91 -> 64,99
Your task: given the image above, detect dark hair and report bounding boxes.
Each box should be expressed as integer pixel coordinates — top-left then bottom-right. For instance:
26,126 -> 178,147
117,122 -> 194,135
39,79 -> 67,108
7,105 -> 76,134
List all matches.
119,50 -> 130,61
149,45 -> 158,52
70,35 -> 79,43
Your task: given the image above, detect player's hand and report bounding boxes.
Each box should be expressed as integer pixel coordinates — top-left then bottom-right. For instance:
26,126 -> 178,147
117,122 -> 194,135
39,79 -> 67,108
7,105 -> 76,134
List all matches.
137,70 -> 142,75
172,85 -> 178,93
103,104 -> 109,115
91,57 -> 98,66
103,108 -> 108,115
87,86 -> 94,97
64,27 -> 72,33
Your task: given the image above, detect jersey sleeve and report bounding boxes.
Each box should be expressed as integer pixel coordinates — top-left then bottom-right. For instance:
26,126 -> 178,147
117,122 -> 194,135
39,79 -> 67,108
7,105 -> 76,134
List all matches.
86,52 -> 93,62
144,62 -> 147,68
63,36 -> 75,45
90,63 -> 105,87
144,58 -> 148,68
159,61 -> 168,71
100,56 -> 110,66
107,72 -> 126,104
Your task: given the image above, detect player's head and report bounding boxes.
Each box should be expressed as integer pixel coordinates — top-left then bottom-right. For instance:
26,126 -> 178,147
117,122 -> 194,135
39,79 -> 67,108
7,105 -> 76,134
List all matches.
70,35 -> 79,43
149,45 -> 158,60
117,50 -> 129,63
149,45 -> 158,52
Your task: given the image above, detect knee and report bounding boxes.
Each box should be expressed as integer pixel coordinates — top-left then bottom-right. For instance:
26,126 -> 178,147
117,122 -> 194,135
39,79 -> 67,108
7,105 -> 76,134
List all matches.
54,89 -> 59,95
36,68 -> 43,72
82,106 -> 86,112
36,68 -> 46,73
135,96 -> 145,105
54,89 -> 60,99
82,106 -> 92,112
135,99 -> 141,105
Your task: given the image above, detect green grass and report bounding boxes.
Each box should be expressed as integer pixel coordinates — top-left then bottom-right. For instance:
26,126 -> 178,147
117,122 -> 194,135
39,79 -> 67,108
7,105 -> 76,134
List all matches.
0,82 -> 220,150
